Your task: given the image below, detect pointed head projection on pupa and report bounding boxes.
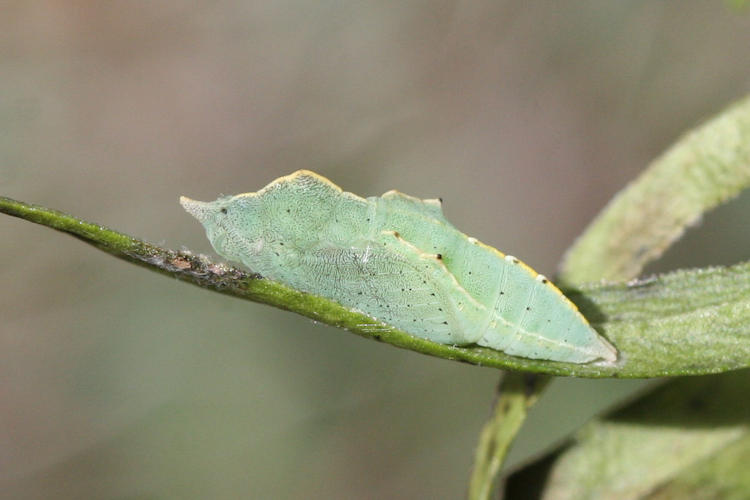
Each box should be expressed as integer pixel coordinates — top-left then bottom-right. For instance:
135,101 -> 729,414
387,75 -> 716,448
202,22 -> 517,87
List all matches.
180,171 -> 368,274
180,193 -> 251,261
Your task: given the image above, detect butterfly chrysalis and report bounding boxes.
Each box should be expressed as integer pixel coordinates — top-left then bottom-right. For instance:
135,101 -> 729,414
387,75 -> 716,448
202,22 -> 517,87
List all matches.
181,171 -> 617,364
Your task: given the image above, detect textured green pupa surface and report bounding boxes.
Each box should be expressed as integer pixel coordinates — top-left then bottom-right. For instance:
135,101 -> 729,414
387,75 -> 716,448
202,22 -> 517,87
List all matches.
181,170 -> 617,364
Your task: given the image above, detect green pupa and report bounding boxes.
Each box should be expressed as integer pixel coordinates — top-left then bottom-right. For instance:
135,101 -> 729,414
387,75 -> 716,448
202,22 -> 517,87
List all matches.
181,170 -> 617,364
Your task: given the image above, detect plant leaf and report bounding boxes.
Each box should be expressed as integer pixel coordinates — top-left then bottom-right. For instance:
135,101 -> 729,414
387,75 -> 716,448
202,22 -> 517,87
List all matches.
504,370 -> 750,499
560,96 -> 750,284
2,196 -> 749,377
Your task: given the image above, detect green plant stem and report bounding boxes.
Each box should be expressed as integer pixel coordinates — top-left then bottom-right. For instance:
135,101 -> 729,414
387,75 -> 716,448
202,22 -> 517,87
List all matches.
2,195 -> 749,378
468,374 -> 550,499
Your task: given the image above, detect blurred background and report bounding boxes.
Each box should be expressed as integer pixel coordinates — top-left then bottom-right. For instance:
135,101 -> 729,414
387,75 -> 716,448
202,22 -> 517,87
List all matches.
2,2 -> 750,498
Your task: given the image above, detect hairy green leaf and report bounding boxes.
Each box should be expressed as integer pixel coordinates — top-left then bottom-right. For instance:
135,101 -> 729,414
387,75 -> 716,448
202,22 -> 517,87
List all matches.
560,96 -> 750,284
504,370 -> 750,499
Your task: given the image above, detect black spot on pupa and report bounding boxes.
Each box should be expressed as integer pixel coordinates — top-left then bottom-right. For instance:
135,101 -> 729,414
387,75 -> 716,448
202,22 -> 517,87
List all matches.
526,306 -> 531,311
279,242 -> 284,246
436,253 -> 442,260
286,208 -> 290,213
438,197 -> 443,203
512,258 -> 519,264
220,208 -> 227,214
442,321 -> 448,325
541,278 -> 548,284
438,308 -> 443,311
430,293 -> 435,296
500,291 -> 505,295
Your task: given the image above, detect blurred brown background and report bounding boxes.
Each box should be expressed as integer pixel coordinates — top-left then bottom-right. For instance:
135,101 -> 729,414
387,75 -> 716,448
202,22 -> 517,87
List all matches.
2,2 -> 749,499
